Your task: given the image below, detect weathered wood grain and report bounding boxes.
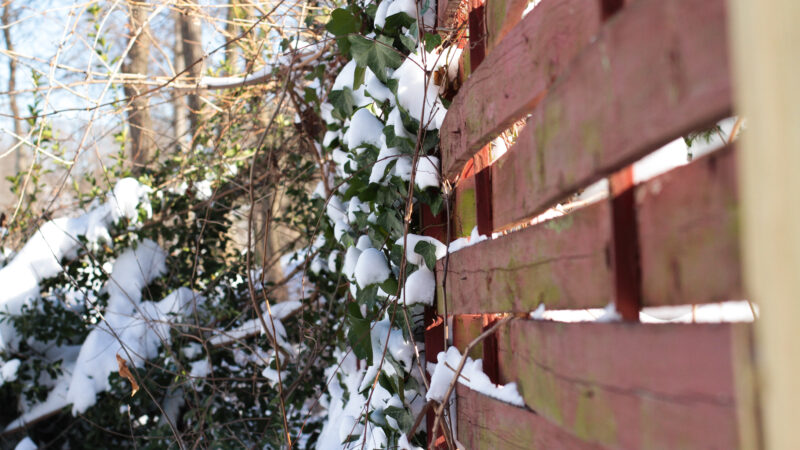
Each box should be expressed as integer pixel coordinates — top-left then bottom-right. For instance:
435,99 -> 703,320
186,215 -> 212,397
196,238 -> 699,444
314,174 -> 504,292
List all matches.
456,384 -> 604,449
495,320 -> 752,449
485,0 -> 528,52
492,0 -> 732,227
440,0 -> 603,179
452,174 -> 477,238
436,201 -> 612,315
452,314 -> 486,359
636,145 -> 742,306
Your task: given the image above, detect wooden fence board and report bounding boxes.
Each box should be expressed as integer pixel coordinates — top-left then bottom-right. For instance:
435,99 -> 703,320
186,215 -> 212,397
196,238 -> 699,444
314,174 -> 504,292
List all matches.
485,0 -> 528,52
492,0 -> 731,228
440,0 -> 603,179
456,384 -> 604,449
495,320 -> 751,449
436,201 -> 612,315
637,145 -> 742,306
453,175 -> 477,238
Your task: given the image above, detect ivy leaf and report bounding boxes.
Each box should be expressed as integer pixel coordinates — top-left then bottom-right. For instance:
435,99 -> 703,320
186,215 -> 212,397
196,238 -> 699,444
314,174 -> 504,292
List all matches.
380,276 -> 398,296
353,64 -> 366,89
347,303 -> 373,365
326,8 -> 359,36
424,32 -> 442,52
357,284 -> 379,309
383,125 -> 415,155
384,405 -> 414,432
381,12 -> 415,36
377,209 -> 404,237
329,88 -> 356,120
414,240 -> 438,270
348,35 -> 404,83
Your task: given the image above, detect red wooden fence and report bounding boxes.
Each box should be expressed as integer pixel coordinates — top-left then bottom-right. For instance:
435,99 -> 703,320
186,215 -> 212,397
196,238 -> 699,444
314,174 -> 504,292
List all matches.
427,0 -> 759,447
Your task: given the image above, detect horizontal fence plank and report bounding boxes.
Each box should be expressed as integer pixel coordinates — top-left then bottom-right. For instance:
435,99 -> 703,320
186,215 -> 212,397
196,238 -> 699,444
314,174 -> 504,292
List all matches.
492,0 -> 731,229
436,201 -> 612,315
440,0 -> 603,180
456,384 -> 604,449
637,145 -> 743,306
496,320 -> 751,449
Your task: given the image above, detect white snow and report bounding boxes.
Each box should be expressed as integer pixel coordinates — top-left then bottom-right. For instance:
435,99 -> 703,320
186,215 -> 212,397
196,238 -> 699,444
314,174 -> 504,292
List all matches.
343,246 -> 362,280
427,347 -> 524,406
392,47 -> 460,130
354,248 -> 391,286
14,437 -> 37,450
190,359 -> 212,378
0,178 -> 150,351
401,267 -> 435,306
414,155 -> 440,189
447,226 -> 488,253
0,358 -> 20,384
356,235 -> 373,251
344,108 -> 385,150
395,234 -> 447,266
370,144 -> 402,184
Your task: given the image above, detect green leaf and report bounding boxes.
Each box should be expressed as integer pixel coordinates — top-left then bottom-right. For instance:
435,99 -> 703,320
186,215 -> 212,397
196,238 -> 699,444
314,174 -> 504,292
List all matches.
384,405 -> 414,432
347,303 -> 373,365
383,125 -> 416,155
380,276 -> 399,296
357,284 -> 379,309
353,64 -> 366,89
326,8 -> 360,36
414,240 -> 437,270
348,35 -> 404,83
329,88 -> 356,120
381,12 -> 416,36
424,32 -> 442,52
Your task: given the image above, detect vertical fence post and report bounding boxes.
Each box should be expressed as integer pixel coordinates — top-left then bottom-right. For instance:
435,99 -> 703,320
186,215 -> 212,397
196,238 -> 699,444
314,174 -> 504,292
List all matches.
729,0 -> 800,447
609,168 -> 642,321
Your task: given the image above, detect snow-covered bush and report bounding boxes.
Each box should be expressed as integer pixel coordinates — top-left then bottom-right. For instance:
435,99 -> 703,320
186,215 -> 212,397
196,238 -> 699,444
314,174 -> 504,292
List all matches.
0,0 -> 460,447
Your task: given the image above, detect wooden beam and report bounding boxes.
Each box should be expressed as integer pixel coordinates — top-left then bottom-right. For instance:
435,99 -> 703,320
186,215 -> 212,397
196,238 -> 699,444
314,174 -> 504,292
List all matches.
637,145 -> 742,306
440,0 -> 603,179
728,0 -> 800,447
456,385 -> 603,449
495,320 -> 754,449
436,201 -> 613,314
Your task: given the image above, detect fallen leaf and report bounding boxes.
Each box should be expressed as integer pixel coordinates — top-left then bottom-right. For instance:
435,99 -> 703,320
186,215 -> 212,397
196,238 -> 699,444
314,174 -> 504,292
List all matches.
116,354 -> 139,397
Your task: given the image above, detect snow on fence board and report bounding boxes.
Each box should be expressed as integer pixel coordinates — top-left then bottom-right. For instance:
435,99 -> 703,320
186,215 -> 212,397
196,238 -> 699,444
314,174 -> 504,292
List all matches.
436,201 -> 612,315
491,0 -> 731,228
637,145 -> 743,307
494,320 -> 754,449
439,0 -> 603,179
456,385 -> 603,449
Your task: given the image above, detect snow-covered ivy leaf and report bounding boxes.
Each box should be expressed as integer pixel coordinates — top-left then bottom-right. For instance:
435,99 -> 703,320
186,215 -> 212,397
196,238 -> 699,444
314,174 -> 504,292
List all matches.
348,35 -> 404,83
384,405 -> 414,432
329,88 -> 356,120
382,12 -> 415,36
414,241 -> 437,270
347,302 -> 373,365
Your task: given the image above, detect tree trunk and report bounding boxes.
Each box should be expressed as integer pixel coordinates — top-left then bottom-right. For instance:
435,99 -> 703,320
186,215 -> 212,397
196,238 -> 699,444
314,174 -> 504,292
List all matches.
172,11 -> 189,151
180,0 -> 204,145
123,0 -> 155,171
2,3 -> 23,173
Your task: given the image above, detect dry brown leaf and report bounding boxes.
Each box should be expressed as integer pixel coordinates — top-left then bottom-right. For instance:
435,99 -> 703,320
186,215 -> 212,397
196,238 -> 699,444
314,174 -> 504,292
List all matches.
116,354 -> 139,397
